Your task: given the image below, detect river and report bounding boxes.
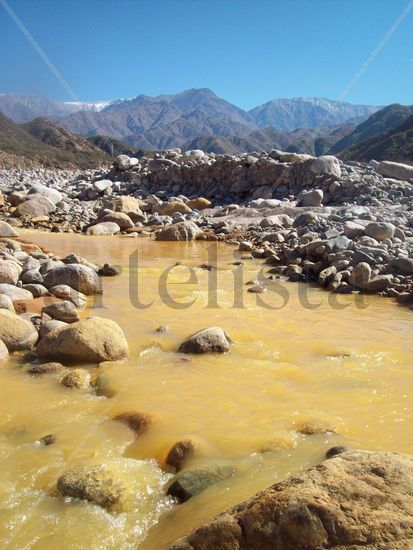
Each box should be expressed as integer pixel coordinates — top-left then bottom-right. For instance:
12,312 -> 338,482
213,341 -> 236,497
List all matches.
1,232 -> 412,549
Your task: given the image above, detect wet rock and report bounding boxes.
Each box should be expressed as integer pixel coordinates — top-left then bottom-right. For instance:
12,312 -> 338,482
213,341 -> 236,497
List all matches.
39,433 -> 56,445
155,324 -> 170,333
57,465 -> 124,509
0,339 -> 9,362
178,327 -> 231,354
326,445 -> 349,458
86,222 -> 121,236
113,411 -> 152,435
28,362 -> 66,375
36,317 -> 129,363
97,264 -> 121,277
169,451 -> 413,549
42,301 -> 80,323
155,221 -> 201,241
365,275 -> 393,293
61,368 -> 91,389
0,221 -> 19,237
296,419 -> 336,435
247,284 -> 267,294
43,264 -> 102,295
349,262 -> 371,289
0,310 -> 38,352
166,440 -> 196,472
167,464 -> 236,502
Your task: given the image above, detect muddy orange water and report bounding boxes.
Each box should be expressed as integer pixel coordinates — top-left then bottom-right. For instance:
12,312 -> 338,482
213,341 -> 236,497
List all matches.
1,231 -> 412,549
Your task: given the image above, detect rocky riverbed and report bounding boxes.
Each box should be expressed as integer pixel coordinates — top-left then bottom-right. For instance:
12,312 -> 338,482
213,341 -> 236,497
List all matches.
1,149 -> 413,305
1,149 -> 413,548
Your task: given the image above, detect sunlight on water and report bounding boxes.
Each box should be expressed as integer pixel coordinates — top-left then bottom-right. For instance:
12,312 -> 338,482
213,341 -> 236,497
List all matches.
0,231 -> 412,548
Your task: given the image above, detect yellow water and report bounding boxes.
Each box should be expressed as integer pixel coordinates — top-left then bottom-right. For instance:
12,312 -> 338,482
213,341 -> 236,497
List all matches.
1,232 -> 412,549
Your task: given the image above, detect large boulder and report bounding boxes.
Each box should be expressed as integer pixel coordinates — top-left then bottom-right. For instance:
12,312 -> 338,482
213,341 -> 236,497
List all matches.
178,327 -> 231,354
57,465 -> 124,508
0,283 -> 33,301
169,451 -> 413,550
0,221 -> 19,237
0,260 -> 21,285
43,264 -> 101,295
86,222 -> 120,236
311,155 -> 342,178
28,184 -> 62,204
16,196 -> 56,217
36,316 -> 129,363
377,160 -> 413,181
155,221 -> 201,241
0,309 -> 38,351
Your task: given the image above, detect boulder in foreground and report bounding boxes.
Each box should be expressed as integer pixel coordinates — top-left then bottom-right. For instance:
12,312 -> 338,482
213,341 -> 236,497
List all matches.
178,327 -> 231,354
169,450 -> 413,550
57,465 -> 124,508
37,317 -> 129,363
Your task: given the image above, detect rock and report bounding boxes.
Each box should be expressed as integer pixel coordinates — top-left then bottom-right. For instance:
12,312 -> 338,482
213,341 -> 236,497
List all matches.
0,284 -> 33,301
377,160 -> 413,181
392,257 -> 413,275
187,198 -> 211,210
43,264 -> 102,295
349,262 -> 371,289
178,327 -> 231,354
16,196 -> 56,217
167,464 -> 236,502
0,309 -> 38,351
23,284 -> 49,298
49,285 -> 86,307
38,320 -> 67,338
293,212 -> 317,227
311,155 -> 342,178
28,184 -> 62,204
365,275 -> 393,293
42,301 -> 80,323
343,220 -> 366,238
365,222 -> 395,241
238,241 -> 254,252
57,465 -> 124,508
158,201 -> 192,216
169,451 -> 413,549
247,284 -> 266,294
39,434 -> 56,445
113,411 -> 151,435
0,220 -> 19,237
296,419 -> 336,435
318,266 -> 337,286
0,339 -> 9,362
166,440 -> 196,472
260,215 -> 293,228
61,368 -> 91,389
97,264 -> 121,277
36,317 -> 129,363
155,221 -> 201,241
92,179 -> 111,193
28,362 -> 66,375
0,294 -> 15,311
0,260 -> 20,285
103,196 -> 142,214
326,446 -> 349,459
86,222 -> 120,236
299,189 -> 323,207
100,212 -> 134,231
325,235 -> 351,253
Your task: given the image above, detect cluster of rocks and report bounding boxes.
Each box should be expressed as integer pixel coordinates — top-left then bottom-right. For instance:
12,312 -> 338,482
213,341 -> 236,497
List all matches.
1,152 -> 412,305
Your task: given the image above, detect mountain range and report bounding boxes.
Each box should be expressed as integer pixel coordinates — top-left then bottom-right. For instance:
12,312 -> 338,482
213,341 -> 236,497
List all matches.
0,89 -> 379,150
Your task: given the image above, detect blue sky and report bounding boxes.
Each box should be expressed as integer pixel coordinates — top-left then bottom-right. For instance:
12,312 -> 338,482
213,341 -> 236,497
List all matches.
1,0 -> 412,109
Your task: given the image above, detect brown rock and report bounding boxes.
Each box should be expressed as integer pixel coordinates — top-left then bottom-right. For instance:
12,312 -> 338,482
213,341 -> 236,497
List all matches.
113,411 -> 151,435
169,451 -> 413,550
166,440 -> 196,472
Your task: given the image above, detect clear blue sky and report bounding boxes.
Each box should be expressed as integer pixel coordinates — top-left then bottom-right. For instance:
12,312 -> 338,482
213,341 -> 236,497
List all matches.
1,0 -> 412,109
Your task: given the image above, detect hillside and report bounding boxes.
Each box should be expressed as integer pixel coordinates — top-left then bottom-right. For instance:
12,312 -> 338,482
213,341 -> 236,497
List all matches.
183,124 -> 354,155
340,112 -> 413,164
330,104 -> 413,154
0,113 -> 110,169
0,90 -> 378,150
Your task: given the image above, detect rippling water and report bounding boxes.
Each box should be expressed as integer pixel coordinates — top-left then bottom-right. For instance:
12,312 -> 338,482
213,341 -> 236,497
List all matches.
0,232 -> 412,549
